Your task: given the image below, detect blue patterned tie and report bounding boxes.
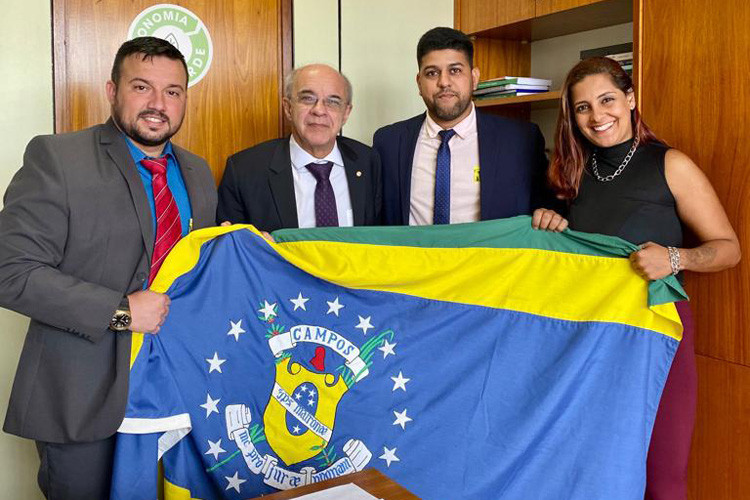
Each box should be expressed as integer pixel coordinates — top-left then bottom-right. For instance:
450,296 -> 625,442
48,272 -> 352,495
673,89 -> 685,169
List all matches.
433,129 -> 456,225
305,161 -> 339,227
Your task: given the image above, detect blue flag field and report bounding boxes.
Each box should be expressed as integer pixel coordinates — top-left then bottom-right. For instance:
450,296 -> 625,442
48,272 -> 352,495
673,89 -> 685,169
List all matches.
111,217 -> 685,499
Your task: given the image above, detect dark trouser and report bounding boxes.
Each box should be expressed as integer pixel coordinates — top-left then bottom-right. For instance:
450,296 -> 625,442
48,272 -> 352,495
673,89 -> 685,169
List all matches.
645,301 -> 697,500
35,435 -> 116,500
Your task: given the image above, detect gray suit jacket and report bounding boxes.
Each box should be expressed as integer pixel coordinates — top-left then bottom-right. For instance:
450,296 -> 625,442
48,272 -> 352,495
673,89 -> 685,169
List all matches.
0,119 -> 217,443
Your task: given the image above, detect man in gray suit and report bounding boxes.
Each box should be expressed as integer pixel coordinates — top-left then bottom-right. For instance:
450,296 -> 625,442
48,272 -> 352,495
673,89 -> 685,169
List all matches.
0,37 -> 217,499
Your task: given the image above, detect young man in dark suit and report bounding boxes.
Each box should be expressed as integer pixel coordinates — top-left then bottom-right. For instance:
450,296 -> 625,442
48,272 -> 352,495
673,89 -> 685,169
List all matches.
0,37 -> 217,499
373,27 -> 550,226
217,64 -> 382,232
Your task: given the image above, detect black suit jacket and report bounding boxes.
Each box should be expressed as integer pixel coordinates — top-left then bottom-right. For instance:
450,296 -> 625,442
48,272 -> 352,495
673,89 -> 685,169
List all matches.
217,136 -> 382,231
372,111 -> 551,225
0,119 -> 217,443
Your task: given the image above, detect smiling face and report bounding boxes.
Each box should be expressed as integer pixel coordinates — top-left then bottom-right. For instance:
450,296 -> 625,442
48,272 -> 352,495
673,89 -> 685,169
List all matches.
106,54 -> 188,156
416,48 -> 480,129
570,73 -> 635,148
283,65 -> 352,159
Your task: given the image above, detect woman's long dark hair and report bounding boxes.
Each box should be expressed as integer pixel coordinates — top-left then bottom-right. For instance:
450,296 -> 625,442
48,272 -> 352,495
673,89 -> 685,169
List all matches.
548,57 -> 659,199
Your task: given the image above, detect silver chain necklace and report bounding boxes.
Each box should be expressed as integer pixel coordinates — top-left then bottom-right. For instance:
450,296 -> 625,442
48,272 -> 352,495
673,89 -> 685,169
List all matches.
590,136 -> 640,182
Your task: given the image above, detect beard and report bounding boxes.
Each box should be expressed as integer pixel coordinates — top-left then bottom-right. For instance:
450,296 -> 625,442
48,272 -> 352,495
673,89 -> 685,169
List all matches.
112,105 -> 183,148
425,91 -> 472,123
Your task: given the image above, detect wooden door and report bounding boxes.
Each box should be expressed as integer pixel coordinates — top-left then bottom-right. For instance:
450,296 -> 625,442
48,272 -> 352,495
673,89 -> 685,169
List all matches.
639,0 -> 750,498
53,0 -> 292,183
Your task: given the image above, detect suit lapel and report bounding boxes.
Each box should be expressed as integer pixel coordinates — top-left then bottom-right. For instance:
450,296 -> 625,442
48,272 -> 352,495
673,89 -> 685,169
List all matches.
339,139 -> 365,226
100,119 -> 155,261
268,139 -> 299,228
400,114 -> 425,224
476,111 -> 502,220
172,146 -> 208,228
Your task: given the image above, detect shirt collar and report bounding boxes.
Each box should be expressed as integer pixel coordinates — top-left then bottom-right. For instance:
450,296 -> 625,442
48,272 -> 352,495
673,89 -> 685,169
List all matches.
289,135 -> 344,171
123,133 -> 175,164
424,102 -> 477,140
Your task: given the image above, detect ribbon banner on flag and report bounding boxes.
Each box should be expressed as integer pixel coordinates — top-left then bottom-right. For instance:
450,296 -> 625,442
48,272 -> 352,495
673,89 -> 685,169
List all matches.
111,217 -> 685,500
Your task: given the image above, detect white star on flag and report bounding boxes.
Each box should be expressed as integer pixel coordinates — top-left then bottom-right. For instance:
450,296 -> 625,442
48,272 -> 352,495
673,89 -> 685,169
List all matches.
290,292 -> 309,311
379,446 -> 400,467
205,439 -> 226,461
355,315 -> 374,335
200,393 -> 221,418
226,320 -> 245,341
292,425 -> 301,434
205,352 -> 226,373
391,371 -> 410,392
326,297 -> 344,316
378,340 -> 396,358
224,471 -> 246,493
258,300 -> 277,321
393,409 -> 413,430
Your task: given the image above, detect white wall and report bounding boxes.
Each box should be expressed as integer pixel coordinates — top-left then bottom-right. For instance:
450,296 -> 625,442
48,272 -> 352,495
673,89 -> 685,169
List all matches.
293,0 -> 339,68
340,0 -> 453,144
0,1 -> 53,498
293,0 -> 454,145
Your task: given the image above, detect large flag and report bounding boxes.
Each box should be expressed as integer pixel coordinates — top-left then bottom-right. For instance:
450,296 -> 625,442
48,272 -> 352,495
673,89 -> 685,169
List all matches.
111,217 -> 685,500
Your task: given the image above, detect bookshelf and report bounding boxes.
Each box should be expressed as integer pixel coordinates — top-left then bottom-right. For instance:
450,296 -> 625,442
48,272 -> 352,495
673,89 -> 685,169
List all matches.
457,0 -> 634,122
474,90 -> 562,109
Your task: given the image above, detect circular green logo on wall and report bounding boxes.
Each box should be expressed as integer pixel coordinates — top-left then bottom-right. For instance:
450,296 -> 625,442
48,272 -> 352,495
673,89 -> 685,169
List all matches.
127,4 -> 213,87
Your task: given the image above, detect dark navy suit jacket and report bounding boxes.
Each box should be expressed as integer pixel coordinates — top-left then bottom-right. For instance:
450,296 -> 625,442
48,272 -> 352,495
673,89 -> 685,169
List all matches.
372,111 -> 551,225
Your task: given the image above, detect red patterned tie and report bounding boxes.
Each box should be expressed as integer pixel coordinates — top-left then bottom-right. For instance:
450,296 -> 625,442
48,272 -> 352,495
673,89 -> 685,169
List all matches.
141,156 -> 182,285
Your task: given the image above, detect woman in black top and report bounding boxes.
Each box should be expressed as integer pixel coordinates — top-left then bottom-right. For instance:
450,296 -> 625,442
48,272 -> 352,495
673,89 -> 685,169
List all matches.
533,57 -> 740,500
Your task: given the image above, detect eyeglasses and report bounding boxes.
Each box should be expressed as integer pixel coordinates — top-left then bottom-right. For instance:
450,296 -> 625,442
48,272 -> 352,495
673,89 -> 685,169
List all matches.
292,94 -> 346,112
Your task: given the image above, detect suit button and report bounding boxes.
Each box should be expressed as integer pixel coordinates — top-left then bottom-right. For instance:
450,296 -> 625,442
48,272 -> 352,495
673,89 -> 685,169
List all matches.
137,272 -> 147,282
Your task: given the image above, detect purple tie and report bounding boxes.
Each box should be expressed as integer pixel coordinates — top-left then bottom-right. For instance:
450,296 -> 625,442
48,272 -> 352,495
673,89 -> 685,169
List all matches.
305,161 -> 339,227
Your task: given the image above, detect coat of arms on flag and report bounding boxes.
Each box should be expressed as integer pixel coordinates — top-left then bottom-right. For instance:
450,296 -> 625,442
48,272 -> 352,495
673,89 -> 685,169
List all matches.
111,217 -> 686,500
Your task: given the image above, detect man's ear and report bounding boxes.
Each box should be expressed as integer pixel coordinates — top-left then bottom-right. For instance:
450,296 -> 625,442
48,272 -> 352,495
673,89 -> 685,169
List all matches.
471,67 -> 481,91
341,104 -> 353,127
106,80 -> 117,106
282,98 -> 293,121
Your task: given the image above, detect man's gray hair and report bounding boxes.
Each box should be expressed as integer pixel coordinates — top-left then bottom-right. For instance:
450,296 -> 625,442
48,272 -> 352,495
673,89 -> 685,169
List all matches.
283,64 -> 353,104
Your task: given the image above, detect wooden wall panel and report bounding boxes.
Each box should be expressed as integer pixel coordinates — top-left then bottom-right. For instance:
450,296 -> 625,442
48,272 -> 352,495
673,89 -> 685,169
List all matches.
53,0 -> 292,183
535,0 -> 603,17
458,0 -> 535,34
641,1 -> 750,498
641,0 -> 750,365
472,37 -> 531,80
688,355 -> 750,500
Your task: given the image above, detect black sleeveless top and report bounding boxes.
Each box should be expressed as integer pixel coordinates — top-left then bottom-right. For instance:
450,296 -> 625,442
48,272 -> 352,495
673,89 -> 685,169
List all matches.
567,139 -> 682,248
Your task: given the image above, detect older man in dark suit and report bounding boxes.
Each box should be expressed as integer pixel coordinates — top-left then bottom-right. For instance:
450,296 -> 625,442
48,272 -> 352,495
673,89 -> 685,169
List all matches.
373,27 -> 551,226
0,37 -> 217,499
217,64 -> 381,231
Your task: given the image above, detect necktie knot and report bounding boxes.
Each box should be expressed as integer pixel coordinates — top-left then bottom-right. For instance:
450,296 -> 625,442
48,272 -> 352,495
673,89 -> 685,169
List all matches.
438,129 -> 456,144
305,161 -> 334,182
141,156 -> 168,176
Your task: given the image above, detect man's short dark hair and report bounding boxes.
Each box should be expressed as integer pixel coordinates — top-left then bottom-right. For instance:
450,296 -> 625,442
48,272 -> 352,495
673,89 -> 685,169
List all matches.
417,27 -> 474,68
111,37 -> 188,85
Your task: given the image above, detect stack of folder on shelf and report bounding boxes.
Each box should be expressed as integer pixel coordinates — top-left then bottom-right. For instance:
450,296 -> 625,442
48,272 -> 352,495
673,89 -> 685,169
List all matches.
580,42 -> 633,74
473,76 -> 552,99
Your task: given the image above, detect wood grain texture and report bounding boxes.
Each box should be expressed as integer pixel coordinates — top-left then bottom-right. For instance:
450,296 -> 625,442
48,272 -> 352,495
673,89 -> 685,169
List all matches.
641,0 -> 750,365
457,0 -> 535,34
687,355 -> 750,500
53,0 -> 290,184
473,37 -> 531,81
535,0 -> 603,17
641,1 -> 750,498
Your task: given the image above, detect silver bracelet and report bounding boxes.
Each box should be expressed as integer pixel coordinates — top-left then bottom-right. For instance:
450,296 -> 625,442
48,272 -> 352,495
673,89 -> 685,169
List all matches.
667,246 -> 681,276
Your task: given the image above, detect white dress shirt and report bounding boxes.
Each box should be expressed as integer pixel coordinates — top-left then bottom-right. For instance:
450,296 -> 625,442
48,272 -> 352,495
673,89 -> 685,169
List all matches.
289,135 -> 354,228
409,103 -> 481,225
